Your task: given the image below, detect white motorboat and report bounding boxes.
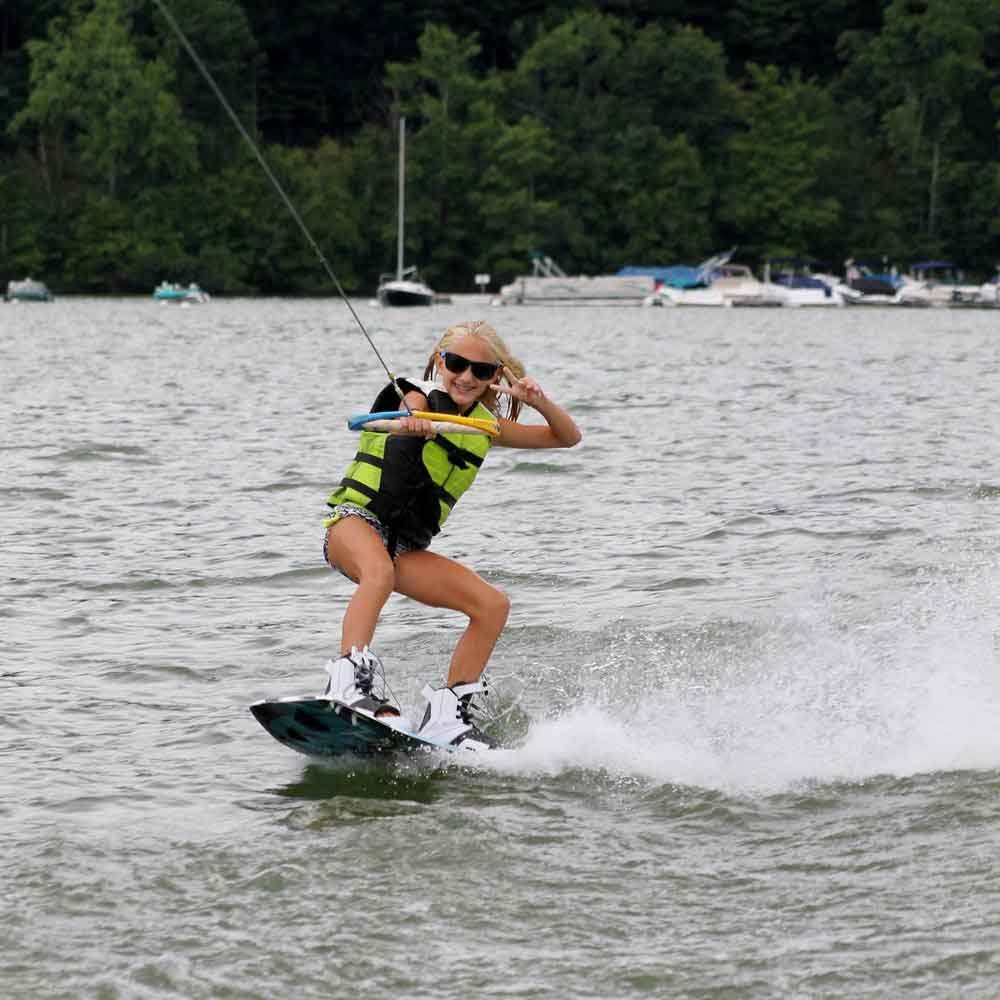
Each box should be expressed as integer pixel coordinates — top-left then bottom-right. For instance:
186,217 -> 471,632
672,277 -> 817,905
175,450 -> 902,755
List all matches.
766,259 -> 843,307
975,273 -> 1000,307
5,277 -> 53,302
650,284 -> 728,307
710,263 -> 786,307
895,261 -> 990,307
640,250 -> 735,307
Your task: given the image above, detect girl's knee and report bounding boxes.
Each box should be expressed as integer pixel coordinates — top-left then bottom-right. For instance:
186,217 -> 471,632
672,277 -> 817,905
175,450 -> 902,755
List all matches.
477,586 -> 510,628
357,557 -> 396,598
495,588 -> 511,622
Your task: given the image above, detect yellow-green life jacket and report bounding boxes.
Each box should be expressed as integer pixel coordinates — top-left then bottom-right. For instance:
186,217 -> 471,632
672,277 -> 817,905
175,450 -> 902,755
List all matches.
328,380 -> 494,548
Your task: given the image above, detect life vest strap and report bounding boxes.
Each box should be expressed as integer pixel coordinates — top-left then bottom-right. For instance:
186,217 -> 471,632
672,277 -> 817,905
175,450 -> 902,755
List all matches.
430,436 -> 484,469
434,485 -> 458,508
339,477 -> 379,501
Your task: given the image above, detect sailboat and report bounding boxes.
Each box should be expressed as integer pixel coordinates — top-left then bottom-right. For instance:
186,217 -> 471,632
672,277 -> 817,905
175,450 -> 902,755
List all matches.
376,117 -> 435,307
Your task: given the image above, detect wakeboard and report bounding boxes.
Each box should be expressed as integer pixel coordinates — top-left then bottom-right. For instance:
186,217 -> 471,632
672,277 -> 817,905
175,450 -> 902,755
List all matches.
250,695 -> 467,759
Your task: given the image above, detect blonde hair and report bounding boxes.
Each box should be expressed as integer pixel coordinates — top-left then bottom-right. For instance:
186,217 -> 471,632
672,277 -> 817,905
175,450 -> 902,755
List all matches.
422,319 -> 526,421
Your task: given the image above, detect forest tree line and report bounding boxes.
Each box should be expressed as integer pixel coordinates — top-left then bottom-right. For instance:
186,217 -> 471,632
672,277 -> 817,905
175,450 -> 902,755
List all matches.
2,0 -> 999,294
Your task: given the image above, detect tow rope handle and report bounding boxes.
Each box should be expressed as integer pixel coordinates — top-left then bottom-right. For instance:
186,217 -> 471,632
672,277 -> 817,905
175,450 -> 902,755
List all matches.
348,410 -> 500,437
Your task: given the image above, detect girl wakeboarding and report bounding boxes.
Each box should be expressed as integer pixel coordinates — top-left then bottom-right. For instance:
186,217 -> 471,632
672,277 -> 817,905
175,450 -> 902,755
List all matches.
322,320 -> 581,748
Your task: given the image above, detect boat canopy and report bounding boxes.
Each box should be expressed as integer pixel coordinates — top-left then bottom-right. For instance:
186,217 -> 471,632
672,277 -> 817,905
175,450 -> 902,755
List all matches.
773,274 -> 830,290
617,265 -> 707,289
911,261 -> 954,271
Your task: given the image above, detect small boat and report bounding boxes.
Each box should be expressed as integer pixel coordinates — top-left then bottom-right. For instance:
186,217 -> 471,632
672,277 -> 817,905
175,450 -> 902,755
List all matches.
5,277 -> 53,302
975,270 -> 1000,307
377,266 -> 434,308
498,255 -> 655,306
640,250 -> 735,307
377,117 -> 434,307
711,262 -> 786,307
650,284 -> 728,307
895,261 -> 988,307
838,260 -> 910,306
766,258 -> 843,307
153,281 -> 210,304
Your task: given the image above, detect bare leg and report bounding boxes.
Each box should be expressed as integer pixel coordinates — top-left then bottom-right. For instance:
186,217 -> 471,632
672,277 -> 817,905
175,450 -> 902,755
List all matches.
393,549 -> 510,686
324,518 -> 396,653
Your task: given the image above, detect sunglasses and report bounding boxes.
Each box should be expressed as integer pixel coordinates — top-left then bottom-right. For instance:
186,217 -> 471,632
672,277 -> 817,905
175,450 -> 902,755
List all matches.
439,351 -> 500,381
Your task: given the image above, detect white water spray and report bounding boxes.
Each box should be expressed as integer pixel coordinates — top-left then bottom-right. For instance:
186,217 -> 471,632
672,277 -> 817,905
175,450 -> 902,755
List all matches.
477,557 -> 1000,794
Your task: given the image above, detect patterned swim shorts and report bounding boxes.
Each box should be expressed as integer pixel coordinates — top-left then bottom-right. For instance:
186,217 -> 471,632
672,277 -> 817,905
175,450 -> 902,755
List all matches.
322,503 -> 423,576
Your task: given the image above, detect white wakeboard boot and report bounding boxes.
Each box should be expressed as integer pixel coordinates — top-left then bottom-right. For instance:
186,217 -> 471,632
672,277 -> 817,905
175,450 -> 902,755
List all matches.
323,646 -> 400,720
417,681 -> 497,749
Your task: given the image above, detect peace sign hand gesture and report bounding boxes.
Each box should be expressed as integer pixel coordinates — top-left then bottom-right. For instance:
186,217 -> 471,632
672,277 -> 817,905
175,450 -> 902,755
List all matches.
491,366 -> 547,409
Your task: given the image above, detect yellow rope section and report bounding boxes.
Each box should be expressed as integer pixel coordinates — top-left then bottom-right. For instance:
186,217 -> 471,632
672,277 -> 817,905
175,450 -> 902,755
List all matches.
409,410 -> 501,437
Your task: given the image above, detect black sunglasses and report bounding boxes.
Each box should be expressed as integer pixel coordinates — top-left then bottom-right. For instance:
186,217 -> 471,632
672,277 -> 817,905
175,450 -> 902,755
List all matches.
439,351 -> 500,381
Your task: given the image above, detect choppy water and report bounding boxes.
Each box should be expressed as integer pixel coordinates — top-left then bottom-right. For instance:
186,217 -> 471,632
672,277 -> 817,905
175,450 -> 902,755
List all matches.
3,297 -> 1000,998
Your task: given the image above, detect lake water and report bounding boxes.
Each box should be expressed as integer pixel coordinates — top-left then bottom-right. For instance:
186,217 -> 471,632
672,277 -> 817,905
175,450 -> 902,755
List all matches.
3,297 -> 1000,998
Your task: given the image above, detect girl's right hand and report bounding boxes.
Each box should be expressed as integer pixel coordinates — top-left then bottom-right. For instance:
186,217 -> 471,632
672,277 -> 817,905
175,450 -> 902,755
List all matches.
397,416 -> 437,438
493,366 -> 547,408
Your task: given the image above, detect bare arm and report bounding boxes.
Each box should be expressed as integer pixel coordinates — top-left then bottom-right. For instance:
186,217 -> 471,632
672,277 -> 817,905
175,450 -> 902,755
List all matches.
494,367 -> 582,450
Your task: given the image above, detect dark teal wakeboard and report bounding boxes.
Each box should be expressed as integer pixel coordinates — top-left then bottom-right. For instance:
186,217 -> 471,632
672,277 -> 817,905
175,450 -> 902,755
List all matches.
250,695 -> 449,758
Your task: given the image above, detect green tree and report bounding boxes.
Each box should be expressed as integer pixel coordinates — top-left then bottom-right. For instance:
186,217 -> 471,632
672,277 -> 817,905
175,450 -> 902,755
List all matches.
622,23 -> 734,151
385,24 -> 499,288
469,114 -> 568,278
613,129 -> 713,263
63,193 -> 154,290
838,0 -> 997,245
144,0 -> 260,170
615,20 -> 735,240
508,11 -> 625,139
295,137 -> 364,293
505,12 -> 633,271
718,64 -> 840,260
11,0 -> 197,199
0,0 -> 65,146
0,149 -> 51,278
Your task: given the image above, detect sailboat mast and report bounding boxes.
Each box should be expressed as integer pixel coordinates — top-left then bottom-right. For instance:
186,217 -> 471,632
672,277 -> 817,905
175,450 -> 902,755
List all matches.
396,117 -> 405,281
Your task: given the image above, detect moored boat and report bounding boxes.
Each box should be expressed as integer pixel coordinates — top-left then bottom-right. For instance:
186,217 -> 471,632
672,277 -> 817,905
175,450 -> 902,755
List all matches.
5,277 -> 53,302
896,261 -> 989,307
974,272 -> 1000,307
766,258 -> 843,307
711,262 -> 786,307
377,266 -> 435,307
639,250 -> 735,307
153,281 -> 210,304
499,256 -> 655,305
377,117 -> 434,307
838,260 -> 910,306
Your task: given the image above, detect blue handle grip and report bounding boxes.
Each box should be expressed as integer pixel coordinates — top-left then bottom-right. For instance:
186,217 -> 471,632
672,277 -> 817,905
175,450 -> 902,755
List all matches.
347,410 -> 408,430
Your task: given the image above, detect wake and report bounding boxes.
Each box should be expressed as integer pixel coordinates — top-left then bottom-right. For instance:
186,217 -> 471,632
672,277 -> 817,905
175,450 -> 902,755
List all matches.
473,559 -> 1000,795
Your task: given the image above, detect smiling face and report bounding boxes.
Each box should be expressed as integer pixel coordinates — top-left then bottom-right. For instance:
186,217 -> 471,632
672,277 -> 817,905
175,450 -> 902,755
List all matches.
423,320 -> 525,421
434,334 -> 500,408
